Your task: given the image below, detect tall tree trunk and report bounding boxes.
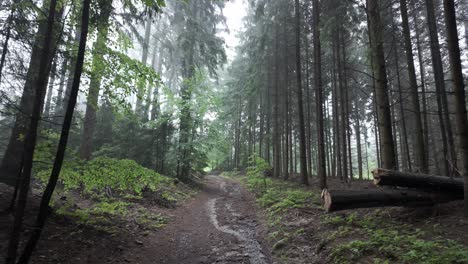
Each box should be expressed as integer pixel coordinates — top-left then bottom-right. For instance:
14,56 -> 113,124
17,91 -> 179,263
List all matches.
151,44 -> 163,121
53,55 -> 68,125
313,0 -> 326,189
273,21 -> 281,178
0,1 -> 63,186
294,0 -> 308,185
367,0 -> 397,169
136,19 -> 152,117
400,0 -> 427,172
79,0 -> 112,160
177,1 -> 198,180
5,1 -> 59,262
336,30 -> 348,180
410,0 -> 430,169
355,104 -> 363,180
17,0 -> 90,260
44,58 -> 57,117
283,25 -> 290,179
0,0 -> 17,85
442,0 -> 468,215
425,0 -> 456,176
332,48 -> 341,178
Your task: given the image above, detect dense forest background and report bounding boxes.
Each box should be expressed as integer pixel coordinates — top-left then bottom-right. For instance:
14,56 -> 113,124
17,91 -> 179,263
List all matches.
0,0 -> 467,262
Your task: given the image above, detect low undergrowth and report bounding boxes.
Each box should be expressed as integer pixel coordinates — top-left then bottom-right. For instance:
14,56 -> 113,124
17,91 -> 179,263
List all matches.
323,212 -> 468,264
34,156 -> 193,234
225,156 -> 468,264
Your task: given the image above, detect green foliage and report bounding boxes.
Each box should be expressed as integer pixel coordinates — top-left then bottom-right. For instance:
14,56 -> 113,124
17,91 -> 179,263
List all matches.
331,228 -> 468,264
323,212 -> 468,264
91,201 -> 130,216
37,157 -> 171,196
247,155 -> 271,178
243,156 -> 318,213
98,48 -> 162,111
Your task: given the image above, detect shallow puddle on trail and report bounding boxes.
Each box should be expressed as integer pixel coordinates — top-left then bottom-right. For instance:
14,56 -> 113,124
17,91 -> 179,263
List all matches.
207,197 -> 268,264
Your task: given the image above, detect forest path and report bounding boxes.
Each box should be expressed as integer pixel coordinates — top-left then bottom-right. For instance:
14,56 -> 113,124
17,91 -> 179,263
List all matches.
118,175 -> 272,264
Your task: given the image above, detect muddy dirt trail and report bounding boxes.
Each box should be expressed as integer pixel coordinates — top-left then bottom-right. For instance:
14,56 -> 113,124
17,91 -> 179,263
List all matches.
117,175 -> 272,264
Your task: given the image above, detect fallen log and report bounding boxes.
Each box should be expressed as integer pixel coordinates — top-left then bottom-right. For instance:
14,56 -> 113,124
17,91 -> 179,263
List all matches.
372,168 -> 464,198
321,189 -> 458,213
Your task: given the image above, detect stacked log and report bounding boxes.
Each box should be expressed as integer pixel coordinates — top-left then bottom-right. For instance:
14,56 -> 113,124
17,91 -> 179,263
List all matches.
372,168 -> 464,198
322,168 -> 464,213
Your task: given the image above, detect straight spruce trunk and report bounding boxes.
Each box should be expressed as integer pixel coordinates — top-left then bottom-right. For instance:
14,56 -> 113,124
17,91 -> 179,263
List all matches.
294,0 -> 309,185
366,0 -> 397,170
425,0 -> 457,176
442,0 -> 468,215
313,0 -> 326,189
400,0 -> 427,173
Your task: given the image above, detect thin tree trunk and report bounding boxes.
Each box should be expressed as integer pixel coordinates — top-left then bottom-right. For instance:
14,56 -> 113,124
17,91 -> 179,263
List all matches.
136,19 -> 152,117
313,0 -> 326,189
425,0 -> 456,176
332,49 -> 341,178
5,1 -> 59,262
336,30 -> 348,180
44,58 -> 57,117
0,1 -> 63,186
355,104 -> 363,180
273,21 -> 281,178
400,0 -> 427,172
411,2 -> 430,171
53,55 -> 68,125
17,0 -> 90,260
294,0 -> 308,185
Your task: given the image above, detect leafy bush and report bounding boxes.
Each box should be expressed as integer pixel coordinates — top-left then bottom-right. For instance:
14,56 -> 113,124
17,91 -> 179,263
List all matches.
37,157 -> 171,196
247,155 -> 271,178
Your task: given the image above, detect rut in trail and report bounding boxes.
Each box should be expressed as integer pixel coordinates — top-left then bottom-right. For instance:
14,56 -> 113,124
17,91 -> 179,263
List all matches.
206,177 -> 268,264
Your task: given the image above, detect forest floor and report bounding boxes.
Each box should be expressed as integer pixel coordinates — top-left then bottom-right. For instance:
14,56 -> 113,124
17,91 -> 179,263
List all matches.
1,173 -> 468,263
0,175 -> 272,264
228,172 -> 468,263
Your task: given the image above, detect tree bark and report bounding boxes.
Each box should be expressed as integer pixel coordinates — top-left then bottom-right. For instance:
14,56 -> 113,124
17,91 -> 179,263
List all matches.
79,0 -> 112,160
322,188 -> 458,213
400,0 -> 427,173
425,0 -> 457,176
17,0 -> 91,260
44,58 -> 58,117
366,0 -> 397,170
5,1 -> 59,262
410,0 -> 430,171
273,20 -> 281,178
442,0 -> 468,215
136,19 -> 152,118
313,0 -> 326,189
294,0 -> 308,185
372,168 -> 464,197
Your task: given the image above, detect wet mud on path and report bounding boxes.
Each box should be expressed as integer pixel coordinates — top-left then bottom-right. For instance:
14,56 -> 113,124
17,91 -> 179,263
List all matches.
118,175 -> 272,264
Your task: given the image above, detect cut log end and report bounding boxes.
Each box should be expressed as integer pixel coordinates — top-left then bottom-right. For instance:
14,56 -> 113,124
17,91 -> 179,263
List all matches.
321,189 -> 332,213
